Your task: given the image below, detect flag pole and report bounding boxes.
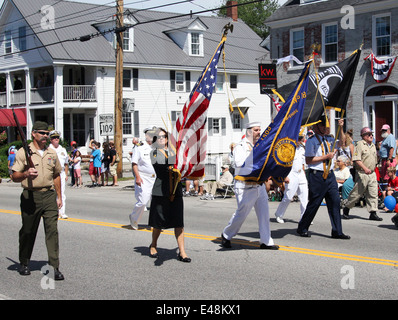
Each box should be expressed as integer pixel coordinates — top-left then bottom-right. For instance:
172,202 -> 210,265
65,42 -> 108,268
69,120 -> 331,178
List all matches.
323,109 -> 345,179
169,24 -> 232,201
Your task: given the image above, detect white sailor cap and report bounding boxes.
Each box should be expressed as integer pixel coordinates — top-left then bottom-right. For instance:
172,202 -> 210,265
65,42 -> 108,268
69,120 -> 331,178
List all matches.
143,126 -> 156,134
245,122 -> 261,129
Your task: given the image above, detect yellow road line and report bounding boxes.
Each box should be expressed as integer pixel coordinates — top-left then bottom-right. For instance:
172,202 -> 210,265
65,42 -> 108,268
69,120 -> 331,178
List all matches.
2,209 -> 397,267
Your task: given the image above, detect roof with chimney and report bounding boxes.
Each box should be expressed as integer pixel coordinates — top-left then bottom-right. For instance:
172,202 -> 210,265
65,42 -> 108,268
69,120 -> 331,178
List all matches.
3,0 -> 267,71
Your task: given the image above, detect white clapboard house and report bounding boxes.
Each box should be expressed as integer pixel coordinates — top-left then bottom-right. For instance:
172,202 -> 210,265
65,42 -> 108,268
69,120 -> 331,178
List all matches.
0,0 -> 271,177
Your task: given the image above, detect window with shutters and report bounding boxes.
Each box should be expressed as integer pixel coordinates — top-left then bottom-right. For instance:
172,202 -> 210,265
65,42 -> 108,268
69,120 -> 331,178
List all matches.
208,117 -> 226,136
123,69 -> 138,90
122,112 -> 132,135
170,71 -> 191,92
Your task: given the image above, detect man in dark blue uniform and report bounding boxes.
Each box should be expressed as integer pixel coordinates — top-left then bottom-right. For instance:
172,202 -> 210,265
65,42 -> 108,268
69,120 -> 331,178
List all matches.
297,116 -> 350,239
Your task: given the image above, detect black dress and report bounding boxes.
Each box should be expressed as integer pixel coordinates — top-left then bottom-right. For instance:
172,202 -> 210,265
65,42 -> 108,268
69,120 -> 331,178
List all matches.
148,148 -> 184,229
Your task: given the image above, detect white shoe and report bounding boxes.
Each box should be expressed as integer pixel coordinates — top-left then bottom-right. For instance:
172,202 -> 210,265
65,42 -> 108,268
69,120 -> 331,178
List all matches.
129,215 -> 138,230
276,216 -> 284,223
59,214 -> 68,219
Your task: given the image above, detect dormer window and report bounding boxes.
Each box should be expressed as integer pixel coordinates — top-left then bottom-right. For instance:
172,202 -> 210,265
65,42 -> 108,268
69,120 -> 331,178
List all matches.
190,32 -> 204,56
191,32 -> 200,55
93,11 -> 137,52
164,17 -> 207,57
123,27 -> 133,52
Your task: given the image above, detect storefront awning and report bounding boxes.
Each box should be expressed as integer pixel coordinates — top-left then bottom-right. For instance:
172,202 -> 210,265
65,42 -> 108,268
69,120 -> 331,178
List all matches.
0,108 -> 26,127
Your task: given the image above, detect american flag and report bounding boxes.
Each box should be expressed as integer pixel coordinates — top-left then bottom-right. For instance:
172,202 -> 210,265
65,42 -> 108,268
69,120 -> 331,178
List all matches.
171,40 -> 226,179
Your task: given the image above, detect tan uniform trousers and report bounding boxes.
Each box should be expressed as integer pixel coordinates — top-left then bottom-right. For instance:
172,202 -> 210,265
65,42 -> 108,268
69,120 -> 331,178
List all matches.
345,171 -> 378,212
19,189 -> 60,268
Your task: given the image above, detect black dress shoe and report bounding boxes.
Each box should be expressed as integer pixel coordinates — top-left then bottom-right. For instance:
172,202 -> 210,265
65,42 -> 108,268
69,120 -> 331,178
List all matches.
369,211 -> 382,221
177,253 -> 191,263
331,233 -> 351,239
19,264 -> 30,276
260,244 -> 279,250
296,230 -> 311,237
54,269 -> 64,281
221,233 -> 231,248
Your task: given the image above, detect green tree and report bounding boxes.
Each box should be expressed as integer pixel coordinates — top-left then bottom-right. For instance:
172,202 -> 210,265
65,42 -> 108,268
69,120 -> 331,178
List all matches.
218,0 -> 279,39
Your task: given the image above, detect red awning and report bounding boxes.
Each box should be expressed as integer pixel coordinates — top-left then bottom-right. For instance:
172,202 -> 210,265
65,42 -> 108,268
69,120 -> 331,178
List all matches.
0,108 -> 27,127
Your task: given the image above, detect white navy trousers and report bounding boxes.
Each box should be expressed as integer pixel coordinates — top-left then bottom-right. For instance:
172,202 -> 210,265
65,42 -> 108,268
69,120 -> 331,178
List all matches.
129,172 -> 156,223
223,183 -> 274,246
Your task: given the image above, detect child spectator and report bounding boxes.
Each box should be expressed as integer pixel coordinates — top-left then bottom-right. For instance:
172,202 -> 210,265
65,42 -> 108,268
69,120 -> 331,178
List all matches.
73,150 -> 82,188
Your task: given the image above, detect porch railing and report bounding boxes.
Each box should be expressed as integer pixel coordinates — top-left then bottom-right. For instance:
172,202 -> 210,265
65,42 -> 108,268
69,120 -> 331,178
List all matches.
63,85 -> 96,102
0,92 -> 6,107
10,89 -> 25,106
31,86 -> 54,104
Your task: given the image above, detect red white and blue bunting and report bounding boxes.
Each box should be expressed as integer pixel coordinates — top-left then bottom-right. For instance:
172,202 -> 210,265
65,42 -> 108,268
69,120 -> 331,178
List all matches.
365,52 -> 397,83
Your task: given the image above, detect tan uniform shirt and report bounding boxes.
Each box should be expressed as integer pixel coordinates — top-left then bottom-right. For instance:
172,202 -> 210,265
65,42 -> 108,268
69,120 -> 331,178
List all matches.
12,142 -> 62,190
352,140 -> 377,172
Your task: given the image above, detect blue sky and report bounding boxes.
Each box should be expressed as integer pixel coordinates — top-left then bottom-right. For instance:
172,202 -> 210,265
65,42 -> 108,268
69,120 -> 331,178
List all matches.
1,0 -> 287,15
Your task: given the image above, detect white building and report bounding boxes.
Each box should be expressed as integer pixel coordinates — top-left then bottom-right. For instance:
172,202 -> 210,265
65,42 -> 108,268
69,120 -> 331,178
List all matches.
0,0 -> 271,176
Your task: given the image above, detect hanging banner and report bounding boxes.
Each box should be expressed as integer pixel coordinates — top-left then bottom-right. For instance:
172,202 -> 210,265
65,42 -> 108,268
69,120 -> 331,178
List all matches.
365,53 -> 397,83
258,64 -> 277,94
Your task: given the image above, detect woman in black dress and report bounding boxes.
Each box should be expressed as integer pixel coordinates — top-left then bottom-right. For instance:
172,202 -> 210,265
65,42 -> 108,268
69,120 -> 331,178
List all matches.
148,128 -> 191,262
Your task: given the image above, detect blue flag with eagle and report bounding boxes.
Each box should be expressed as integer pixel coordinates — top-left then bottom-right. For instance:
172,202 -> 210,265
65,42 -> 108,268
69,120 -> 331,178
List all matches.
235,61 -> 311,184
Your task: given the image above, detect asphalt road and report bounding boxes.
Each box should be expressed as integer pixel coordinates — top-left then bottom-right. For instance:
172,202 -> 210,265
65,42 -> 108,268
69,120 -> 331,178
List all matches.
1,178 -> 398,304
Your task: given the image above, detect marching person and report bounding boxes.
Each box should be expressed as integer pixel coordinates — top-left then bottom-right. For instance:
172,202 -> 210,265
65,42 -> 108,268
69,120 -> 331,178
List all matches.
129,127 -> 156,230
343,127 -> 382,221
49,130 -> 69,219
12,121 -> 64,280
221,122 -> 279,250
148,128 -> 191,262
297,116 -> 350,239
274,135 -> 308,223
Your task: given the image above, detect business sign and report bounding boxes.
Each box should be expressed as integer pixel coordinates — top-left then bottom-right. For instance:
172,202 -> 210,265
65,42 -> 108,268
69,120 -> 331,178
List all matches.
99,113 -> 114,136
258,64 -> 277,94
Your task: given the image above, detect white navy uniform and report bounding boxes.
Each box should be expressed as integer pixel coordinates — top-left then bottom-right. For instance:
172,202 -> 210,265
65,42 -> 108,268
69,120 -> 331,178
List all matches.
129,141 -> 156,229
49,143 -> 69,218
275,143 -> 308,221
222,136 -> 275,246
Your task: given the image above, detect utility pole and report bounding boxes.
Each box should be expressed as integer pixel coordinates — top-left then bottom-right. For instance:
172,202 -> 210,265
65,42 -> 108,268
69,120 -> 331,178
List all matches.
114,0 -> 124,178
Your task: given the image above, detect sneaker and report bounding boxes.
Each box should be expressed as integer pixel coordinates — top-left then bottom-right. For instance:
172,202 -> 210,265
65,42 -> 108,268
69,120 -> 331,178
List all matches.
276,216 -> 284,223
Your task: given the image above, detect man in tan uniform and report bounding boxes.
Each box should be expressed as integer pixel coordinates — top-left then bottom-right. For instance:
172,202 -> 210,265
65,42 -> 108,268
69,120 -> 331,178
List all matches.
343,127 -> 382,221
12,121 -> 65,280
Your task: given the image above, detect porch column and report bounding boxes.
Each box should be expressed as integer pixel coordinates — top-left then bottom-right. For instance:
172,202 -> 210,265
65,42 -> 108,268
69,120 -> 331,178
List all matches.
24,68 -> 33,134
5,72 -> 10,107
54,65 -> 64,137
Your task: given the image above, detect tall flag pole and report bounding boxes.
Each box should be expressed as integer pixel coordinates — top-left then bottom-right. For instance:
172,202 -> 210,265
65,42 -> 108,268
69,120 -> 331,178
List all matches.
168,24 -> 231,200
235,61 -> 311,185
